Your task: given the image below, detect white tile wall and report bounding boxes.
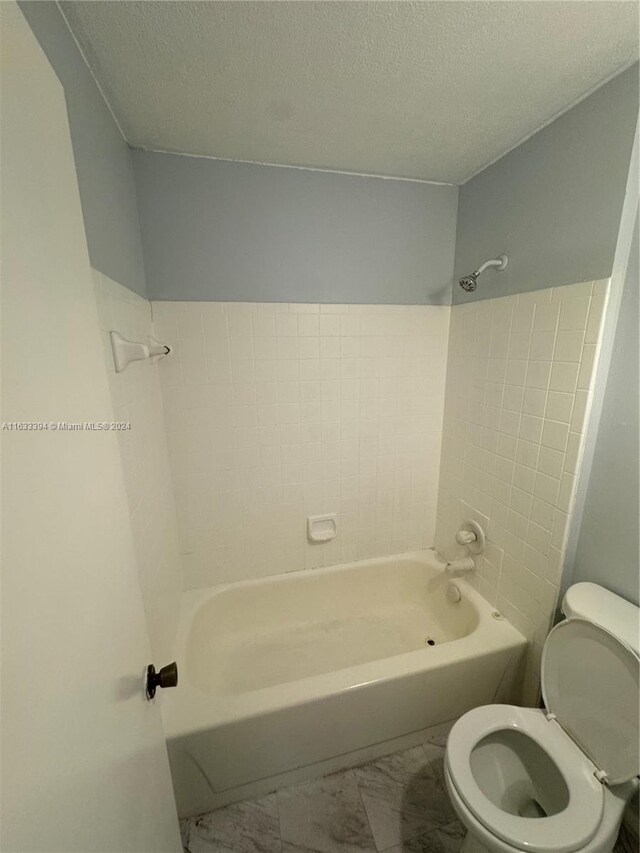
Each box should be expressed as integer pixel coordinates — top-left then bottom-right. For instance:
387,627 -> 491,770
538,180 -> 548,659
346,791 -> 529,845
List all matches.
152,302 -> 450,589
92,273 -> 608,700
434,279 -> 608,703
93,271 -> 184,662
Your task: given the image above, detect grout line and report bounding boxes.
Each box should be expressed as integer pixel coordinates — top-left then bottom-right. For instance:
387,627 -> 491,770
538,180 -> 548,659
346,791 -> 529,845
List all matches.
274,787 -> 284,853
352,766 -> 380,852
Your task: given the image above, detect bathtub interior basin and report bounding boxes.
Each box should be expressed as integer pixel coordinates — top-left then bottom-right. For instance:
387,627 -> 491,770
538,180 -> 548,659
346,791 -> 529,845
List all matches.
186,552 -> 479,695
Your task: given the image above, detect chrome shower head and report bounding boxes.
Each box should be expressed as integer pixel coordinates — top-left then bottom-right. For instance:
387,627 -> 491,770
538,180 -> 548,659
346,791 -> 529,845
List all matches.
458,273 -> 478,292
458,255 -> 508,292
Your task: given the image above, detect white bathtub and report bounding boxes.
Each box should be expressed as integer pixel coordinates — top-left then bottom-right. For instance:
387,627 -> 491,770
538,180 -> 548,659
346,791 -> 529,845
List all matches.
162,550 -> 526,817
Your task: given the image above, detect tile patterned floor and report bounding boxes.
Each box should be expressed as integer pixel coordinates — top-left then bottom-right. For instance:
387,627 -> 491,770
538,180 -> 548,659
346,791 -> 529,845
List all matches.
180,737 -> 636,853
614,821 -> 639,853
180,738 -> 464,853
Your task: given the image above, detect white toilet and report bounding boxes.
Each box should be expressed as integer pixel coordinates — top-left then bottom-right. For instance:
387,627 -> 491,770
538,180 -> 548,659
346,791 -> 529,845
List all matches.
444,583 -> 639,853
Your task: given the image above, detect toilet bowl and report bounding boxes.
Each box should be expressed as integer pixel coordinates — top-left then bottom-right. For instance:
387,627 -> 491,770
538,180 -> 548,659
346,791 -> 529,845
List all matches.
444,584 -> 639,853
445,759 -> 634,853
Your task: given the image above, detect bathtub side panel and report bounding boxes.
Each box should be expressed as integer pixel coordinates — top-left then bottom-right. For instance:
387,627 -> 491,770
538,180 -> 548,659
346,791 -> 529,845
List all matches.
168,641 -> 526,817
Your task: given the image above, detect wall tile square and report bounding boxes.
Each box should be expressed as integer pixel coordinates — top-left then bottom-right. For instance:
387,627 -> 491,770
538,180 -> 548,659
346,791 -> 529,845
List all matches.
549,362 -> 579,393
532,301 -> 560,332
538,446 -> 564,479
277,337 -> 299,360
554,330 -> 585,362
513,463 -> 536,494
525,361 -> 551,390
276,314 -> 298,336
530,331 -> 556,361
570,390 -> 589,432
519,415 -> 543,444
558,297 -> 590,331
509,333 -> 532,360
541,419 -> 569,453
522,388 -> 547,417
530,498 -> 555,532
516,439 -> 540,469
578,345 -> 597,389
585,295 -> 606,344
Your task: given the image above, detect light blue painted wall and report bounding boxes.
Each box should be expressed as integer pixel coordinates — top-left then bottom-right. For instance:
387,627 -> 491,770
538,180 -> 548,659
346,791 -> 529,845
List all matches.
570,214 -> 639,606
453,65 -> 639,304
132,152 -> 458,304
19,1 -> 147,296
17,2 -> 637,312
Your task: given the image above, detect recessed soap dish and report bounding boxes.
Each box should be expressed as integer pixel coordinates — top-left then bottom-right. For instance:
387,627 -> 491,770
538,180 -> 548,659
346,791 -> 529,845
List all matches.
307,514 -> 337,543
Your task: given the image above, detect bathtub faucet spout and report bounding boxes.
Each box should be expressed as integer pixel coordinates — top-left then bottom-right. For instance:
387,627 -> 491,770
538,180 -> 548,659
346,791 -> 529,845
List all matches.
445,557 -> 475,576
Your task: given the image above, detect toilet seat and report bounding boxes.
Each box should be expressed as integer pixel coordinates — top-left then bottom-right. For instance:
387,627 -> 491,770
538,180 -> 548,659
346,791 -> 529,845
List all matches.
445,704 -> 604,853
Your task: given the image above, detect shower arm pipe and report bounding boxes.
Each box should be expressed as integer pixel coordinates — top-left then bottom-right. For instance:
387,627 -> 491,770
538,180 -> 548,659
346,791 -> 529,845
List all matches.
474,255 -> 508,276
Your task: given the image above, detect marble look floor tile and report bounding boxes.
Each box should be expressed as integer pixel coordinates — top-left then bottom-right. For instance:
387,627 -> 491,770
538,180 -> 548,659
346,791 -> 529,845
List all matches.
278,770 -> 376,853
379,820 -> 466,853
187,794 -> 281,853
355,747 -> 456,851
360,799 -> 435,853
421,743 -> 446,785
355,748 -> 438,813
614,822 -> 640,853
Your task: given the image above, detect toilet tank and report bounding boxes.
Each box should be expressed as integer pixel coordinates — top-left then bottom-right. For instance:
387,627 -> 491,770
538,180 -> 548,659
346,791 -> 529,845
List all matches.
562,582 -> 639,654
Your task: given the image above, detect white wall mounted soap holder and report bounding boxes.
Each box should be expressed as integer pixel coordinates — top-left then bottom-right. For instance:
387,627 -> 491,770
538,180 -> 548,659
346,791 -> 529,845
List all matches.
307,514 -> 337,543
110,331 -> 171,373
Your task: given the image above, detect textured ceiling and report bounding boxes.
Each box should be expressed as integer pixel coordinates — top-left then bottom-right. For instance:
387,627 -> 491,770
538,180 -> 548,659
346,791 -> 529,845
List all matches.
60,1 -> 639,184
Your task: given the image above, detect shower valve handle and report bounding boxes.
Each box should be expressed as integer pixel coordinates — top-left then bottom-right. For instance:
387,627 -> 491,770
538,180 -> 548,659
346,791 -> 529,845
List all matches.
455,529 -> 477,546
146,661 -> 178,700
